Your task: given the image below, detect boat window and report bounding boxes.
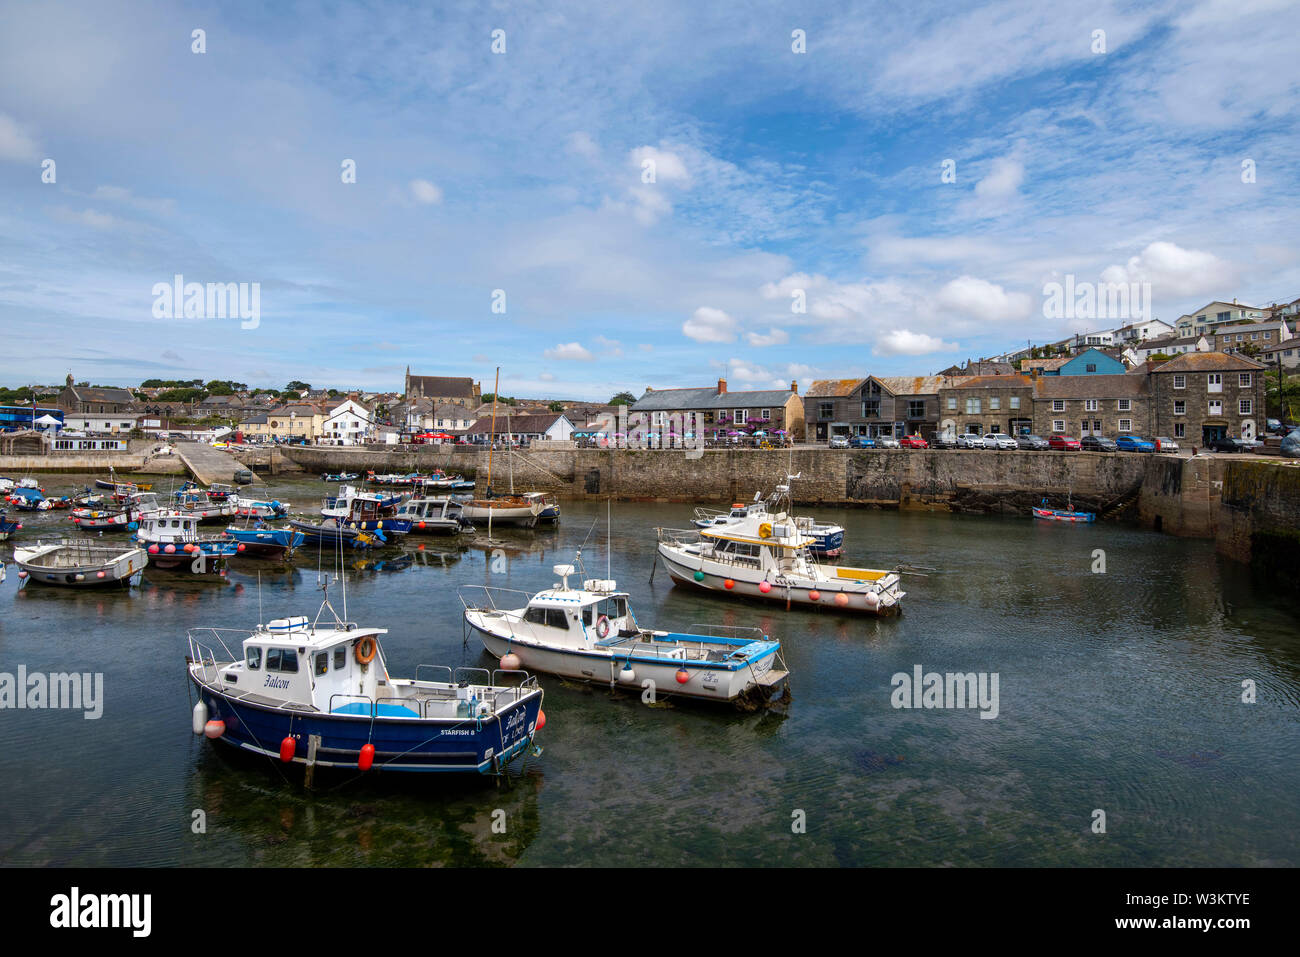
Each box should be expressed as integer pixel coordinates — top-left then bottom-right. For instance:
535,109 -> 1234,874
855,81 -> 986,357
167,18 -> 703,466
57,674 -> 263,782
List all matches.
582,606 -> 593,626
246,646 -> 262,670
544,609 -> 569,630
315,652 -> 328,677
266,648 -> 299,673
334,647 -> 347,670
523,607 -> 547,625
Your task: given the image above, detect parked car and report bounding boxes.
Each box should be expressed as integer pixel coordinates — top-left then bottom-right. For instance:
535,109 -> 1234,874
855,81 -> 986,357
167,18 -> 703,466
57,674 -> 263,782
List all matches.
1154,436 -> 1180,452
1266,418 -> 1290,436
1208,435 -> 1249,453
850,435 -> 877,449
932,434 -> 959,449
877,436 -> 901,449
1114,435 -> 1156,452
982,432 -> 1018,450
1081,435 -> 1118,452
955,433 -> 983,449
1048,434 -> 1081,450
1016,434 -> 1050,450
829,436 -> 849,449
899,435 -> 929,449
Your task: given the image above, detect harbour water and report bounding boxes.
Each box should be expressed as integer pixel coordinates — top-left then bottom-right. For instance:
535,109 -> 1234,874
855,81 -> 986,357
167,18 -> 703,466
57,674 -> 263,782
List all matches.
2,473 -> 1298,866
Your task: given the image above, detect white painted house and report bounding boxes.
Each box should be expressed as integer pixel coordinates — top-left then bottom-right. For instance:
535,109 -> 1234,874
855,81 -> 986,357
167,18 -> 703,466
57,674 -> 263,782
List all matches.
319,399 -> 374,446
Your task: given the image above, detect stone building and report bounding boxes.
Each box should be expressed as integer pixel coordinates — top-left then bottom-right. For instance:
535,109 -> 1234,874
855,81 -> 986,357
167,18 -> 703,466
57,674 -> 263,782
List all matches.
403,369 -> 481,408
634,379 -> 804,441
804,377 -> 944,442
1031,373 -> 1151,438
936,374 -> 1035,437
1147,352 -> 1267,445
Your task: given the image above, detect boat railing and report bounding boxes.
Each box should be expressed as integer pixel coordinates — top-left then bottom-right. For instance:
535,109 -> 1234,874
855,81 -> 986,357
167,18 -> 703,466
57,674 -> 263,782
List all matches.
683,623 -> 768,642
415,664 -> 455,684
456,666 -> 492,687
457,584 -> 532,613
187,628 -> 244,684
655,526 -> 703,547
490,670 -> 539,710
692,506 -> 726,522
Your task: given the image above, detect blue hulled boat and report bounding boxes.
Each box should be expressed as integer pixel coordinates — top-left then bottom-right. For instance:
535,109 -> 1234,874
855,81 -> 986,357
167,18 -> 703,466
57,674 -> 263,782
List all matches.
0,511 -> 21,541
187,603 -> 546,777
224,524 -> 305,559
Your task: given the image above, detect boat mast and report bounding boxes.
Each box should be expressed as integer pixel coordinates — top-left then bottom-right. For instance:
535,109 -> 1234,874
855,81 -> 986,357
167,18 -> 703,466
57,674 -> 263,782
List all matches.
487,367 -> 499,541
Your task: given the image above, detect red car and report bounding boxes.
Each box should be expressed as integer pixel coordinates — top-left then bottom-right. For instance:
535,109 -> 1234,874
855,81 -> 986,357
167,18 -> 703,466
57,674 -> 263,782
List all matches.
1048,434 -> 1081,450
899,435 -> 929,449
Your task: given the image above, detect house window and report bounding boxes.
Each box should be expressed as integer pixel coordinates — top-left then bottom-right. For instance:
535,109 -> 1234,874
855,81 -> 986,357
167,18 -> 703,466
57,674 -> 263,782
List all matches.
735,409 -> 746,423
1009,396 -> 1020,410
1240,399 -> 1252,415
989,397 -> 1000,411
1173,400 -> 1185,415
1209,400 -> 1223,416
1207,374 -> 1222,393
908,400 -> 925,418
1052,399 -> 1064,412
818,403 -> 833,419
1118,418 -> 1132,432
1085,399 -> 1099,412
1118,399 -> 1131,411
761,408 -> 770,420
964,398 -> 981,414
1173,375 -> 1186,389
946,397 -> 957,411
1174,423 -> 1185,438
1052,420 -> 1065,433
1239,373 -> 1252,387
863,399 -> 880,418
1086,363 -> 1097,372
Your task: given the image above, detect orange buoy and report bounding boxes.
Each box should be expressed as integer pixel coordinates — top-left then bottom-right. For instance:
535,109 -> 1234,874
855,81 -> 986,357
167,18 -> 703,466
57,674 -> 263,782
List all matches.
834,593 -> 849,606
535,709 -> 547,731
759,581 -> 771,593
809,590 -> 821,601
358,743 -> 375,771
675,668 -> 690,684
724,579 -> 735,589
280,736 -> 296,762
203,719 -> 225,738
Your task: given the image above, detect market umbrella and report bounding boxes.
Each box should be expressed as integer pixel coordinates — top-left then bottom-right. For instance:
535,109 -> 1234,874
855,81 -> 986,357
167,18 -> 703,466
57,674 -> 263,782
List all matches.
35,414 -> 61,427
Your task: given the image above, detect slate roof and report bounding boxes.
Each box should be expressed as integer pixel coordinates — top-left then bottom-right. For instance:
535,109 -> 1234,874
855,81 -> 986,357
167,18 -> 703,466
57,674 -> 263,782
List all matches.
407,375 -> 477,399
804,379 -> 865,398
66,386 -> 136,405
464,413 -> 571,435
1149,352 -> 1266,373
632,387 -> 796,411
1033,374 -> 1148,399
872,375 -> 947,396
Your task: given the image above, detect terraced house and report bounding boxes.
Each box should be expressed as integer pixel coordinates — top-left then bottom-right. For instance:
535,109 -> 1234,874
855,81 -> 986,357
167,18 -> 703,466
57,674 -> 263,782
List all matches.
804,377 -> 943,442
633,379 -> 804,442
1032,373 -> 1151,438
936,374 -> 1035,438
1147,352 -> 1267,446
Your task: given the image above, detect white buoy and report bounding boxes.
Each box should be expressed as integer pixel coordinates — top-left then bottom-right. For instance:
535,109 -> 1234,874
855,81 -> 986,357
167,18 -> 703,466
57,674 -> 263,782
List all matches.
500,653 -> 521,670
192,700 -> 208,734
619,665 -> 635,683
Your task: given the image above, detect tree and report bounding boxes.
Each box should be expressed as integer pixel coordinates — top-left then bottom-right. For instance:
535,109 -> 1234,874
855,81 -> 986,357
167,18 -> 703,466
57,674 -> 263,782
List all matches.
548,400 -> 565,412
609,391 -> 637,405
285,380 -> 310,394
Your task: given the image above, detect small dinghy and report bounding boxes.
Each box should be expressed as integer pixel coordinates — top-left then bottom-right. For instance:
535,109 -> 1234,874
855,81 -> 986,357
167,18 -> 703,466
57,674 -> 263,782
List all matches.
462,560 -> 789,706
186,595 -> 546,777
290,517 -> 388,549
0,511 -> 22,541
70,492 -> 160,532
13,539 -> 146,588
1031,499 -> 1095,523
230,495 -> 290,519
321,472 -> 359,482
459,494 -> 544,527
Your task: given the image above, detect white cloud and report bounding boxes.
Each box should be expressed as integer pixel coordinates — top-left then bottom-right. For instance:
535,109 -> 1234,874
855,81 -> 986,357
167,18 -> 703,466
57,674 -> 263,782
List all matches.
683,306 -> 738,343
49,206 -> 115,229
974,157 -> 1025,199
0,113 -> 38,162
1099,241 -> 1236,299
543,342 -> 594,361
594,334 -> 623,357
746,327 -> 789,347
568,131 -> 599,159
538,371 -> 556,381
629,145 -> 689,184
935,276 -> 1034,322
874,329 -> 959,356
409,179 -> 443,204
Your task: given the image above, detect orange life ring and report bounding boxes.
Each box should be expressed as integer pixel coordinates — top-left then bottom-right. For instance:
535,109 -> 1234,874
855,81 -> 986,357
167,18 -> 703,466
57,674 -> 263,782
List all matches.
355,636 -> 377,664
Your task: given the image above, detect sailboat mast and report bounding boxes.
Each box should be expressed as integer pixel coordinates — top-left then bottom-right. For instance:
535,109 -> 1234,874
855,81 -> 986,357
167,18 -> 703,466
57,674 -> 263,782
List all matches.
487,367 -> 500,541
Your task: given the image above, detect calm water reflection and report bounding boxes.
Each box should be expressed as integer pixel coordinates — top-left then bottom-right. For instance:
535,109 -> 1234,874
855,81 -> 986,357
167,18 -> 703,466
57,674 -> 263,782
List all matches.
2,473 -> 1297,866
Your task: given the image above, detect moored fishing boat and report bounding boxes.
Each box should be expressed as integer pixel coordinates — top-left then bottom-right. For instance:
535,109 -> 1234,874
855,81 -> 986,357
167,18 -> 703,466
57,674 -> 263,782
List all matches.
173,488 -> 238,523
655,508 -> 904,616
186,597 -> 546,776
692,477 -> 845,557
395,496 -> 471,536
459,495 -> 543,527
290,517 -> 388,549
1032,503 -> 1095,523
0,511 -> 22,541
13,539 -> 146,588
223,523 -> 305,559
70,492 -> 160,532
320,484 -> 402,520
321,472 -> 360,482
462,561 -> 788,705
134,511 -> 238,573
230,495 -> 290,519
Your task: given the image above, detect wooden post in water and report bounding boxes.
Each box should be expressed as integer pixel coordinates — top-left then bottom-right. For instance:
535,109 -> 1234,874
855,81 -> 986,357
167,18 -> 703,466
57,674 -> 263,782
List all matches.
304,733 -> 321,788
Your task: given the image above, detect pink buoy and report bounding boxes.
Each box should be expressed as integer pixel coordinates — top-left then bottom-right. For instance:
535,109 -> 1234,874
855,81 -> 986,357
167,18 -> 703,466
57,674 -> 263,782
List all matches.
759,581 -> 772,593
96,570 -> 106,578
164,544 -> 176,553
808,590 -> 821,601
834,593 -> 849,606
500,653 -> 521,670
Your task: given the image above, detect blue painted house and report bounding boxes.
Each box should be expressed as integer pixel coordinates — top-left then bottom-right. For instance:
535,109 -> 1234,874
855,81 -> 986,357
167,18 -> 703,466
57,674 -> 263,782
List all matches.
1028,347 -> 1125,376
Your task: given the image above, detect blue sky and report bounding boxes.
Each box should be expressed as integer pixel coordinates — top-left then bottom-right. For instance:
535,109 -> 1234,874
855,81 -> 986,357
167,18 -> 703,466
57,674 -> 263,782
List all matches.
1,0 -> 1298,400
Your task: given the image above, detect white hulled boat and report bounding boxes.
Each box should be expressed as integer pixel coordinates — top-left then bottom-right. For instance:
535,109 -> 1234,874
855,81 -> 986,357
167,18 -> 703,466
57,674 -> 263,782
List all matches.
461,561 -> 788,705
656,507 -> 904,616
14,539 -> 146,588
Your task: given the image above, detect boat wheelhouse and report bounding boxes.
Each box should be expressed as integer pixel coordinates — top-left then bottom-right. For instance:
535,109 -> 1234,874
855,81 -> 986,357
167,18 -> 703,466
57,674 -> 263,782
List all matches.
173,488 -> 238,523
13,539 -> 146,588
655,509 -> 904,616
135,510 -> 238,573
462,562 -> 789,705
692,478 -> 845,557
520,492 -> 561,524
396,496 -> 470,536
187,602 -> 545,776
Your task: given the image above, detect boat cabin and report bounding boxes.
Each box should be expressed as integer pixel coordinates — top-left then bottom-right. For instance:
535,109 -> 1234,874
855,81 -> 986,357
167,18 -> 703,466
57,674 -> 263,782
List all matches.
138,510 -> 205,544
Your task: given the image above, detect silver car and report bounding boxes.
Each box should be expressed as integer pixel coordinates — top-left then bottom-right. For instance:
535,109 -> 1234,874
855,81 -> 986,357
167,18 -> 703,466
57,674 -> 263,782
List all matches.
982,432 -> 1018,450
829,436 -> 849,449
955,433 -> 982,449
877,436 -> 901,449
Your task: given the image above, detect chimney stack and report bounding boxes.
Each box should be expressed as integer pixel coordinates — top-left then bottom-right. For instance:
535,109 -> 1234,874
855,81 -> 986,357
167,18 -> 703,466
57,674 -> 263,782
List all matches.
718,378 -> 727,395
790,380 -> 798,393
